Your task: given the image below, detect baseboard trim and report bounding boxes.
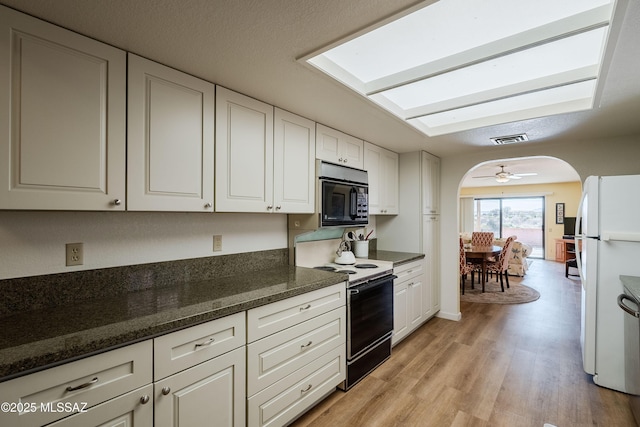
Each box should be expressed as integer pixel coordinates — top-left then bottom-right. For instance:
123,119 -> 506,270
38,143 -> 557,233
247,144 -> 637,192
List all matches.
436,310 -> 462,321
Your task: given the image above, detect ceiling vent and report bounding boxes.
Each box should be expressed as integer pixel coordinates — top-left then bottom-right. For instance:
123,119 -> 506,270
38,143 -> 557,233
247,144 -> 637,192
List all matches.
491,133 -> 529,145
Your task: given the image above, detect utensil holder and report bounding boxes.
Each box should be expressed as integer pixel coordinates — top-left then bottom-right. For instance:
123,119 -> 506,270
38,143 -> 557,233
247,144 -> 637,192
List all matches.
353,240 -> 369,258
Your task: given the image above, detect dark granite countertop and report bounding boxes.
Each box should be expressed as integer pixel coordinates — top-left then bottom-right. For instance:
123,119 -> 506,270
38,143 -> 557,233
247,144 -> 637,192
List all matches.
0,265 -> 347,381
368,250 -> 425,266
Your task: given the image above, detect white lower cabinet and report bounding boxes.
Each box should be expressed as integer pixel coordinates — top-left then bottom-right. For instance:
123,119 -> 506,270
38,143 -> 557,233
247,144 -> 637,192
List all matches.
392,259 -> 428,346
154,347 -> 246,427
153,313 -> 246,427
424,215 -> 441,315
47,384 -> 153,427
247,346 -> 345,427
246,283 -> 347,427
0,341 -> 152,427
0,286 -> 348,427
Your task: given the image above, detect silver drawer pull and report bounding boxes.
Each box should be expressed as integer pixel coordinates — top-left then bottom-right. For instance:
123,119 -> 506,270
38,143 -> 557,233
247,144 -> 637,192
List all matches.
301,384 -> 312,393
66,377 -> 98,392
300,341 -> 313,349
195,337 -> 215,348
299,304 -> 311,311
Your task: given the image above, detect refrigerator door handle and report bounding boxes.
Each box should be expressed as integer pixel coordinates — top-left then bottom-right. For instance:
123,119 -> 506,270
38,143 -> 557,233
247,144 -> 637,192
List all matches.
618,294 -> 640,318
602,232 -> 640,243
575,190 -> 587,285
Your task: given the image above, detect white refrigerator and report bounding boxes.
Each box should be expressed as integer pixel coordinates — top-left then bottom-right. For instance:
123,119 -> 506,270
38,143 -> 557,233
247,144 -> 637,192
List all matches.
577,175 -> 640,394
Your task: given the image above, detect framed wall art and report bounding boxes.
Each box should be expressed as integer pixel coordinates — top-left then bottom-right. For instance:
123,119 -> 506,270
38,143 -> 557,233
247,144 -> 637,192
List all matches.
556,202 -> 565,224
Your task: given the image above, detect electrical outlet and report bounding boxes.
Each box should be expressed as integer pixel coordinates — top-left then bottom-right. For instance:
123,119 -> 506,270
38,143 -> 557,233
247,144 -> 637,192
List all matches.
66,243 -> 84,266
213,235 -> 222,252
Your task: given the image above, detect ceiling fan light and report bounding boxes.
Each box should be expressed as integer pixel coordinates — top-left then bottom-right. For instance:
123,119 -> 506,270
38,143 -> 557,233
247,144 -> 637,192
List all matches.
496,176 -> 510,183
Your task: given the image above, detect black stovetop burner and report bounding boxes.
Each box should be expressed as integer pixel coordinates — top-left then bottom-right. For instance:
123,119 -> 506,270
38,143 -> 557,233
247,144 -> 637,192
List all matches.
313,266 -> 357,274
354,263 -> 378,269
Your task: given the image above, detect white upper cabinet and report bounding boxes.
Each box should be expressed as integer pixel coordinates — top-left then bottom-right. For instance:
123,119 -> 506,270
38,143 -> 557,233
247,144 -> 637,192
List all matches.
216,86 -> 274,212
364,142 -> 398,215
422,151 -> 440,215
127,54 -> 214,211
273,108 -> 316,213
0,6 -> 126,210
216,88 -> 315,213
316,124 -> 364,169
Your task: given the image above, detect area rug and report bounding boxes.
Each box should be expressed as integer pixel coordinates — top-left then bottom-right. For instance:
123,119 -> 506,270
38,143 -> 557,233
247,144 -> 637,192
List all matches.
460,276 -> 540,304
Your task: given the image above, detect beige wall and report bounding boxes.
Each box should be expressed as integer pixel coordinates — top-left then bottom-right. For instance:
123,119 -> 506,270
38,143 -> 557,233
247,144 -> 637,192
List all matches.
460,181 -> 583,260
0,211 -> 287,280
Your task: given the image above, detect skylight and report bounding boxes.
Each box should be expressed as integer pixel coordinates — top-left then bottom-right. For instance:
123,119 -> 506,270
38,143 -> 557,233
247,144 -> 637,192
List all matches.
305,0 -> 619,136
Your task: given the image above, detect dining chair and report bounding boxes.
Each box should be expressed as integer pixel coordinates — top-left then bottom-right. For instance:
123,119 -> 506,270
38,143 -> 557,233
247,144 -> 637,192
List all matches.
471,231 -> 494,246
459,238 -> 475,295
485,235 -> 516,292
469,231 -> 495,277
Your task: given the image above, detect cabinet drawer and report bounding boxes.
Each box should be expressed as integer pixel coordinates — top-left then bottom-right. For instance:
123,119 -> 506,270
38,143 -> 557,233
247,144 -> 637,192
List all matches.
247,307 -> 345,396
247,283 -> 345,342
247,345 -> 345,427
0,341 -> 152,427
154,312 -> 245,379
394,259 -> 424,283
46,384 -> 153,427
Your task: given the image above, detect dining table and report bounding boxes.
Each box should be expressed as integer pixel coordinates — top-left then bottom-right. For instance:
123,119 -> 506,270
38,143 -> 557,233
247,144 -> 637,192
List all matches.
465,245 -> 502,292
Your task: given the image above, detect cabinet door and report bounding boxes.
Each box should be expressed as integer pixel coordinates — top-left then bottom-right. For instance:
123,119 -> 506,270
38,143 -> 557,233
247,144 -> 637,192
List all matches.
381,149 -> 399,214
392,281 -> 409,346
364,142 -> 382,214
216,86 -> 274,212
273,109 -> 315,213
341,133 -> 364,169
46,385 -> 153,427
364,142 -> 398,215
422,152 -> 440,214
155,347 -> 245,427
127,54 -> 214,211
316,124 -> 363,169
423,216 -> 440,316
409,279 -> 424,329
0,6 -> 126,210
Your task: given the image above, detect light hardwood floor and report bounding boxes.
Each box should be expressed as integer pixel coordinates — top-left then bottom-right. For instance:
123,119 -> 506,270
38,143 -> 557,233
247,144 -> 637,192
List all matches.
292,259 -> 637,426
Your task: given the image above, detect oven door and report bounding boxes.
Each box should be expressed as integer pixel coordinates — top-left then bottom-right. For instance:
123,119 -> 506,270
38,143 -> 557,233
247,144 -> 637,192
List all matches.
347,275 -> 394,359
320,179 -> 368,227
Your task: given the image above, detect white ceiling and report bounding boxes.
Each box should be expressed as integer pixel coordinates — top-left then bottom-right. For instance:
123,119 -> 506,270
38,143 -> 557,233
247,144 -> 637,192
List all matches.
2,0 -> 640,160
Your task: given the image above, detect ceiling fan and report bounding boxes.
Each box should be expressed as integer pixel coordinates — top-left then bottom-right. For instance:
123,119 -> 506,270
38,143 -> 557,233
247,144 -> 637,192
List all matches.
473,165 -> 538,183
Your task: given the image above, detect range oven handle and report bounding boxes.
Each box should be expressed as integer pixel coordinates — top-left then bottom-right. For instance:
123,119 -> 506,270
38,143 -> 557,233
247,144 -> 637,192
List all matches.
349,274 -> 397,294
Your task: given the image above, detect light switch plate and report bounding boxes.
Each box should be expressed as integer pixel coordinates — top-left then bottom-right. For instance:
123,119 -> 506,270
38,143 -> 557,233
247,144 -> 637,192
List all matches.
213,235 -> 222,252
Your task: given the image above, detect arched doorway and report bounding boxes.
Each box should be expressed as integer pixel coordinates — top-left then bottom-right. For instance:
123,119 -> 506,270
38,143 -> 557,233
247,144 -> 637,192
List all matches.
457,156 -> 581,286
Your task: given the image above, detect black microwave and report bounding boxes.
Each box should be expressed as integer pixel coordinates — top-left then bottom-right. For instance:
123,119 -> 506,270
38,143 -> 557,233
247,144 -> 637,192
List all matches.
317,161 -> 368,227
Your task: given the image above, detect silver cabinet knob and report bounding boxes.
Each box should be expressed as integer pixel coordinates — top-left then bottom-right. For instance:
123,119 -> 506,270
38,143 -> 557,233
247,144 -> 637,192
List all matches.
275,206 -> 281,211
140,395 -> 150,404
266,205 -> 273,211
162,387 -> 171,395
204,202 -> 212,209
113,199 -> 121,206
